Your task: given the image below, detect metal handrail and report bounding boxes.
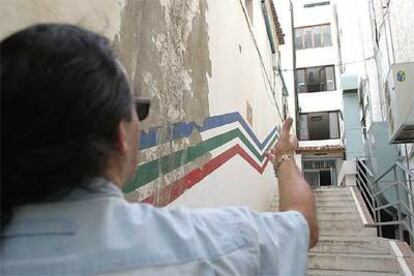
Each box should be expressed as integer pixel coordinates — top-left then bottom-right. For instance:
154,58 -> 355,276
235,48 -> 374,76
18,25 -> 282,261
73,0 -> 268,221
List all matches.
356,176 -> 376,202
376,221 -> 404,226
372,162 -> 398,184
400,201 -> 414,218
357,167 -> 373,187
355,183 -> 376,212
396,161 -> 414,178
402,221 -> 414,239
356,159 -> 374,178
355,157 -> 414,249
355,158 -> 378,225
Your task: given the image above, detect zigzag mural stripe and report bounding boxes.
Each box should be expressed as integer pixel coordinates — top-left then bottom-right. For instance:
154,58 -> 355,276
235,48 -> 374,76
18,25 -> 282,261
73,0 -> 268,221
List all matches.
140,112 -> 279,150
141,144 -> 272,206
123,126 -> 278,193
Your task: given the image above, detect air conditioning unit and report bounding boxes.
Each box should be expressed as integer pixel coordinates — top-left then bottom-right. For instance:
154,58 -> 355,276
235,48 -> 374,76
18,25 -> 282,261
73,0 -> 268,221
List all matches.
384,62 -> 414,144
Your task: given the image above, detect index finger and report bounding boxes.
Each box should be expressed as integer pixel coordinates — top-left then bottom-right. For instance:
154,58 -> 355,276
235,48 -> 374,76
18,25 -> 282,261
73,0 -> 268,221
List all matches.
280,118 -> 293,140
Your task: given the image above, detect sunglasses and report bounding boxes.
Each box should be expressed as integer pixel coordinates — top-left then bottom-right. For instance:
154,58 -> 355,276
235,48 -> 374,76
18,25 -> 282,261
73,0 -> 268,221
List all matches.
134,97 -> 151,121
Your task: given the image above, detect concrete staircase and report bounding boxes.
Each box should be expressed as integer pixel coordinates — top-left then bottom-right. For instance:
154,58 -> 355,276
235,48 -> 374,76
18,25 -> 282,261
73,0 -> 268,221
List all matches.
269,186 -> 414,275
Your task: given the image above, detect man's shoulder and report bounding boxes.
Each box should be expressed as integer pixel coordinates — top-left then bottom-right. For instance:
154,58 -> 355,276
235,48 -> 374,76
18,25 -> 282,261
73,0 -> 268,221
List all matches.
2,199 -> 261,275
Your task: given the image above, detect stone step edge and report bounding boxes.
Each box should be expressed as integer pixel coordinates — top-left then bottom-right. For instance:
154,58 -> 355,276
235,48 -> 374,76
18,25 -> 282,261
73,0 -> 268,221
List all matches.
307,269 -> 399,276
308,252 -> 396,259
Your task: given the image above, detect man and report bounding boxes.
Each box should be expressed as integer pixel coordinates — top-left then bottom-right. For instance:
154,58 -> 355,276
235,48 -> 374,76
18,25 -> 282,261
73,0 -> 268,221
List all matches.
1,24 -> 318,275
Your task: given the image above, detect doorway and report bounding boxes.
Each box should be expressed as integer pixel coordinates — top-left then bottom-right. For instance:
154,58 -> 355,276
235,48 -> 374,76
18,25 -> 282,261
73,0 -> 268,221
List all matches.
303,159 -> 337,187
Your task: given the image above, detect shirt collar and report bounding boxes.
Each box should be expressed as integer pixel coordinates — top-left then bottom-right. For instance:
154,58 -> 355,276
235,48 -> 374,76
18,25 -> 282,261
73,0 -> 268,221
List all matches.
61,177 -> 124,201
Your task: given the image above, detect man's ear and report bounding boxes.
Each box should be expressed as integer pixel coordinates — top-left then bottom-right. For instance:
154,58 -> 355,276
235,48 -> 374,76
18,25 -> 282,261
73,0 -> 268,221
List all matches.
116,120 -> 129,156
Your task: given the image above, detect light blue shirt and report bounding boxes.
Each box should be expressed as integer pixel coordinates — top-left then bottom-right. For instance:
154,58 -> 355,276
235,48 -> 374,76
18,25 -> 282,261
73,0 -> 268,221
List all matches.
1,178 -> 309,275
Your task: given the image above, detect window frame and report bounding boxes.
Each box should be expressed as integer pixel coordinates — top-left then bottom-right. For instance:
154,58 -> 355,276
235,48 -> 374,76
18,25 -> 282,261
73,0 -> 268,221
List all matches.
295,65 -> 336,93
294,23 -> 332,50
298,110 -> 341,141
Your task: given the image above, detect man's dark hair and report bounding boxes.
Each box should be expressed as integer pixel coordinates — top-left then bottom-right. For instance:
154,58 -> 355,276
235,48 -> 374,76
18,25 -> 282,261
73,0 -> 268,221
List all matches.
1,24 -> 134,228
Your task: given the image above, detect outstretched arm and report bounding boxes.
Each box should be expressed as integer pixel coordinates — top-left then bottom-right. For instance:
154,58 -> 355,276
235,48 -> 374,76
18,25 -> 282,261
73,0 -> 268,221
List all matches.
267,118 -> 319,248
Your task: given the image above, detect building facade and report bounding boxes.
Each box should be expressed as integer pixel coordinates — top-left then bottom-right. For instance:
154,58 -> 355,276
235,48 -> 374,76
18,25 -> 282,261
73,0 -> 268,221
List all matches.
0,0 -> 288,211
368,0 -> 414,171
289,0 -> 345,187
336,0 -> 414,241
337,0 -> 414,187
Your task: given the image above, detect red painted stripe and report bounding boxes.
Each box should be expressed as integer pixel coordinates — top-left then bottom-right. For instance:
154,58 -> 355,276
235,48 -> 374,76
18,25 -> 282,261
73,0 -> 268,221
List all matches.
141,144 -> 271,206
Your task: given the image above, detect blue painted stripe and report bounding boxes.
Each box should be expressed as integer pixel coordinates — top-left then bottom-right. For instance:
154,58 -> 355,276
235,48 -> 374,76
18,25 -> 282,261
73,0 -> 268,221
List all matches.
140,112 -> 279,150
139,127 -> 159,149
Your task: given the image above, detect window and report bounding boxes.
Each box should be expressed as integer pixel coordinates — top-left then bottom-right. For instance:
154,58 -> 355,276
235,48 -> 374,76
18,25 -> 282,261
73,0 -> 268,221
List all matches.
294,24 -> 332,49
304,1 -> 330,8
313,26 -> 322,48
304,28 -> 313,49
303,159 -> 337,187
295,65 -> 336,93
295,28 -> 303,50
304,170 -> 333,186
299,111 -> 340,140
322,25 -> 332,48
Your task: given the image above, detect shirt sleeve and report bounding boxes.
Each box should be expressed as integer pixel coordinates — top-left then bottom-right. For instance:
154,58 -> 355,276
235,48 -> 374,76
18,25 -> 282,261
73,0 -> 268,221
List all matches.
195,207 -> 310,275
252,210 -> 310,275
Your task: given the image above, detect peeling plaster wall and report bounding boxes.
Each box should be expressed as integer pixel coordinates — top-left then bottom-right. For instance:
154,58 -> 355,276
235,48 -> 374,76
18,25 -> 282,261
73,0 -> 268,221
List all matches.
112,0 -> 212,205
0,0 -> 125,41
0,0 -> 285,211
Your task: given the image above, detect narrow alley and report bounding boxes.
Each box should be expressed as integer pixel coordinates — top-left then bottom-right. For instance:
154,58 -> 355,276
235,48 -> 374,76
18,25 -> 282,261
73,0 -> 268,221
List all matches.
1,0 -> 414,275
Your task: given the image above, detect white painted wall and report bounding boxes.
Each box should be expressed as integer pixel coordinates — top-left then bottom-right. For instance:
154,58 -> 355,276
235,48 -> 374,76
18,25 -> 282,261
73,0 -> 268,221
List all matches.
337,0 -> 385,125
169,0 -> 286,210
298,90 -> 343,113
293,0 -> 333,27
384,0 -> 414,64
296,47 -> 338,68
205,0 -> 284,141
169,154 -> 275,211
337,160 -> 356,186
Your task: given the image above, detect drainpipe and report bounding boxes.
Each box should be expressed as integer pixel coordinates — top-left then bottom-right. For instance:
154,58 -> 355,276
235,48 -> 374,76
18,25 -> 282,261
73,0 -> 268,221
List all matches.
290,0 -> 299,136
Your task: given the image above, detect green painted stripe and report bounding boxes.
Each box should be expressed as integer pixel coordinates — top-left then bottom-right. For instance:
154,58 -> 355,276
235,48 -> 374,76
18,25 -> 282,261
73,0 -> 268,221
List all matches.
123,128 -> 278,193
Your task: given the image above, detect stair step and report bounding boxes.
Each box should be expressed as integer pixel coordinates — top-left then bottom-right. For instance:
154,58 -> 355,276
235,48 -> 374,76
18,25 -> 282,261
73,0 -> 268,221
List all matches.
317,212 -> 361,220
315,201 -> 356,207
271,199 -> 355,205
311,236 -> 391,255
314,193 -> 352,198
313,188 -> 350,193
315,196 -> 354,201
308,269 -> 399,275
320,226 -> 377,237
318,219 -> 363,228
317,206 -> 358,213
308,253 -> 400,273
315,196 -> 355,202
313,191 -> 352,197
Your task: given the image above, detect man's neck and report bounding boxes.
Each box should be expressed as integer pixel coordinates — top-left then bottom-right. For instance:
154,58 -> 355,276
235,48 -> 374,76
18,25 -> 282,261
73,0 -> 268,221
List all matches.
101,166 -> 124,189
